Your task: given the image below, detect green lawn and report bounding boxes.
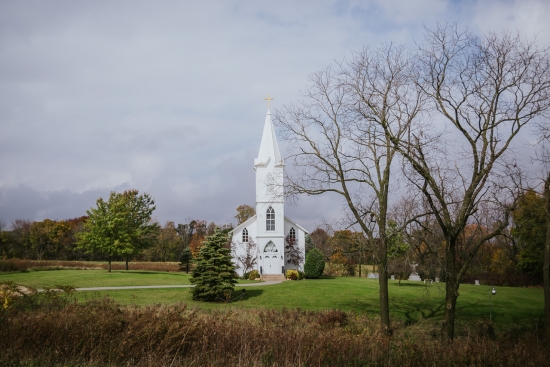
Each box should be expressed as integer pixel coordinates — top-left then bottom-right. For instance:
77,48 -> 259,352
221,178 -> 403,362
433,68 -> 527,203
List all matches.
0,269 -> 194,288
1,270 -> 543,330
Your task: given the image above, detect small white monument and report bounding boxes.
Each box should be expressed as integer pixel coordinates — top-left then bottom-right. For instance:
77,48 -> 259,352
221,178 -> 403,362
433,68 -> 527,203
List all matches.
408,263 -> 422,281
475,280 -> 480,285
391,275 -> 395,280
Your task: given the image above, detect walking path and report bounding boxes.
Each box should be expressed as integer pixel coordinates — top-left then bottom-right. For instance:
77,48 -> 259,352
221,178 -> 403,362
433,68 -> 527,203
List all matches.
68,280 -> 283,292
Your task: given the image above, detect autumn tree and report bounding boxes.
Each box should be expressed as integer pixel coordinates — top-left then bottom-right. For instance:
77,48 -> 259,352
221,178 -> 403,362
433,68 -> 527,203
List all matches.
235,204 -> 255,225
145,221 -> 182,262
284,233 -> 303,269
382,25 -> 550,340
77,190 -> 159,272
309,227 -> 331,260
29,219 -> 72,260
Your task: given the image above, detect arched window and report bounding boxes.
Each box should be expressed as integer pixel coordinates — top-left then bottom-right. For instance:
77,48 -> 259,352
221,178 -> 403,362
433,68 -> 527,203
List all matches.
289,227 -> 296,241
264,241 -> 278,252
242,228 -> 249,243
266,206 -> 275,231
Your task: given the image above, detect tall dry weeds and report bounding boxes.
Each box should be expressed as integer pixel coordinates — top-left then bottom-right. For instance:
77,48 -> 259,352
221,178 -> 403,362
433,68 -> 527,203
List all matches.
0,295 -> 548,366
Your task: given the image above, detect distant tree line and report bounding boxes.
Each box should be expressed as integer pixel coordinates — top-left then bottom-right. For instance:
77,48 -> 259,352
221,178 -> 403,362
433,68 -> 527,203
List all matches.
307,189 -> 545,287
0,192 -> 233,266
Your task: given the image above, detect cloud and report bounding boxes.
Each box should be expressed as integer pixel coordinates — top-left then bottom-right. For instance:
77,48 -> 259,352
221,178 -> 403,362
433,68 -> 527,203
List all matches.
0,0 -> 548,230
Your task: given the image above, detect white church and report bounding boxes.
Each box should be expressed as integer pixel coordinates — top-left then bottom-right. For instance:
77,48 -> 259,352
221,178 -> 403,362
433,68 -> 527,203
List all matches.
230,102 -> 308,280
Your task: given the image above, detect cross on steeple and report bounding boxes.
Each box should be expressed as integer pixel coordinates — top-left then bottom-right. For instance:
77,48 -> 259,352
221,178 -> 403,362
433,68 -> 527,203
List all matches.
263,93 -> 274,109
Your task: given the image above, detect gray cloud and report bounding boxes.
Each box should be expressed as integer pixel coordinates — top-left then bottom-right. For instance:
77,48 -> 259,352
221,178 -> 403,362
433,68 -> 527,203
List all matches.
1,0 -> 549,231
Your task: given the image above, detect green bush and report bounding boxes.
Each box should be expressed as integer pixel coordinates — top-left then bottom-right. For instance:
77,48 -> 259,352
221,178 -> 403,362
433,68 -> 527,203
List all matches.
286,269 -> 299,280
304,248 -> 325,278
248,270 -> 260,280
298,271 -> 305,280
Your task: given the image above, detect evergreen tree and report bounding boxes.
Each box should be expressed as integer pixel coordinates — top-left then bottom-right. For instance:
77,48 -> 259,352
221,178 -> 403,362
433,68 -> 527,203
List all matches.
305,234 -> 314,254
190,228 -> 236,301
304,248 -> 325,278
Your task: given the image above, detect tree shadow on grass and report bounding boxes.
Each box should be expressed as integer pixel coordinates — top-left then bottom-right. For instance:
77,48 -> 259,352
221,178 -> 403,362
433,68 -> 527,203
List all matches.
391,282 -> 432,288
233,288 -> 264,302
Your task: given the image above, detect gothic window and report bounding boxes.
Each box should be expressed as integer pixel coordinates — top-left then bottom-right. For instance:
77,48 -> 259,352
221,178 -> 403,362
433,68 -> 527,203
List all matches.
266,206 -> 275,231
242,228 -> 249,243
289,227 -> 296,241
264,241 -> 278,252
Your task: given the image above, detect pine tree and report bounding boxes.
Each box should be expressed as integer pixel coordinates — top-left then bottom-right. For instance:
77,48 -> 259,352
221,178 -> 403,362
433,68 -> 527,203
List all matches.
190,228 -> 236,301
305,234 -> 314,254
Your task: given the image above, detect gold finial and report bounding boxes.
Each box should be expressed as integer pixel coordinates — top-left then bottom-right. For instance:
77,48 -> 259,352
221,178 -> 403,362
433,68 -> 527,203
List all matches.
263,93 -> 274,109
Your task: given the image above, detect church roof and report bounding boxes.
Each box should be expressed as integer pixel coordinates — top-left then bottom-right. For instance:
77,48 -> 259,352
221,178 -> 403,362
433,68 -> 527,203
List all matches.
254,110 -> 282,168
229,214 -> 258,235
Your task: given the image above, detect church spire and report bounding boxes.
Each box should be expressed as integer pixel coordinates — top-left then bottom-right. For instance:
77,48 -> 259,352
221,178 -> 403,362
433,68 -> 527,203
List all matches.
255,102 -> 282,169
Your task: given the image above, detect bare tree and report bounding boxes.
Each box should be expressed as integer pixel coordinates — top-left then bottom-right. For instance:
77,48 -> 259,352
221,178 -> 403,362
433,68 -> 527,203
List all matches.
544,175 -> 550,342
275,44 -> 424,333
534,111 -> 550,343
232,238 -> 257,277
382,24 -> 550,340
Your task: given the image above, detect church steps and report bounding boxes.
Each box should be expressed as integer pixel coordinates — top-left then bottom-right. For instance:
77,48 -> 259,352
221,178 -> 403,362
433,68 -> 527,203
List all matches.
260,274 -> 286,282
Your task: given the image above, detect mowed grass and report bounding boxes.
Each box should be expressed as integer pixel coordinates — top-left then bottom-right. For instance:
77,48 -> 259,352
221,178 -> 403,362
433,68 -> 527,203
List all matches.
1,270 -> 543,330
83,277 -> 542,330
0,269 -> 194,288
0,269 -> 258,289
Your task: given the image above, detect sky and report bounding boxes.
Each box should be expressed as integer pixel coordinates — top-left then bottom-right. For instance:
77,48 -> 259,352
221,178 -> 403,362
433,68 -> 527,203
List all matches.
1,0 -> 550,230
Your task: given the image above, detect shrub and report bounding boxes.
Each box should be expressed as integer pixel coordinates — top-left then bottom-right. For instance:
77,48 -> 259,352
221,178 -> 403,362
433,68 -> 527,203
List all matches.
304,248 -> 325,278
298,270 -> 305,280
248,270 -> 260,280
2,301 -> 549,366
286,269 -> 299,280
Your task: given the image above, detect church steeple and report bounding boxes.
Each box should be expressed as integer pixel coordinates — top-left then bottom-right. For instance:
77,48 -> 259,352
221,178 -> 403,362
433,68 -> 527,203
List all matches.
254,110 -> 282,169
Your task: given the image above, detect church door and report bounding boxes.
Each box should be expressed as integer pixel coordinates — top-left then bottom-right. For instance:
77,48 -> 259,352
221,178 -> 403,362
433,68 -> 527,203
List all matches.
262,241 -> 280,274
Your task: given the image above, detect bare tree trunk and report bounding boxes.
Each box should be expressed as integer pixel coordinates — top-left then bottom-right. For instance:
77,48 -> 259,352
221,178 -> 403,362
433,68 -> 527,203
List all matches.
378,252 -> 390,331
441,238 -> 459,341
108,255 -> 112,273
125,256 -> 129,270
544,175 -> 550,342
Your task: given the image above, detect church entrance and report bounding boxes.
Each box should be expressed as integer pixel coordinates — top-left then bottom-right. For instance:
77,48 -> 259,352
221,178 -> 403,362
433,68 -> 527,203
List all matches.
262,241 -> 280,274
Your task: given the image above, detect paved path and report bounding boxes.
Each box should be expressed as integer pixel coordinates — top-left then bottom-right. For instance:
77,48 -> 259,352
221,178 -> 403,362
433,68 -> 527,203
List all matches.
69,281 -> 283,292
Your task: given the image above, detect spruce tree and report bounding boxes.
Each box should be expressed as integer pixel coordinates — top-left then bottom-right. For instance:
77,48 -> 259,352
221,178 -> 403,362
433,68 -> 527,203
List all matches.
190,228 -> 236,301
305,234 -> 314,254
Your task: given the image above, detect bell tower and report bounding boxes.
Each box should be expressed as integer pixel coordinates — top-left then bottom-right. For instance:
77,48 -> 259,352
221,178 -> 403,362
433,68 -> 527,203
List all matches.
254,95 -> 285,274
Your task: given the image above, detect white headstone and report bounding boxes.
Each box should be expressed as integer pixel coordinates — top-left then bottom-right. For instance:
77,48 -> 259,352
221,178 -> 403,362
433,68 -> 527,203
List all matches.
435,277 -> 440,283
391,275 -> 395,280
475,280 -> 480,285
